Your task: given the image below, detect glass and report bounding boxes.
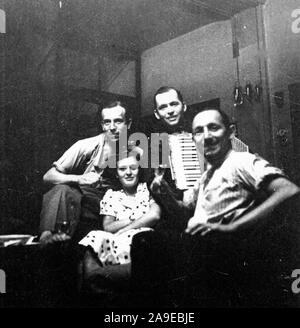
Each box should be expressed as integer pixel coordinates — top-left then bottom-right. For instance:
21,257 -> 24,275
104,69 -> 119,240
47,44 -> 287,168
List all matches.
154,164 -> 167,178
56,220 -> 70,235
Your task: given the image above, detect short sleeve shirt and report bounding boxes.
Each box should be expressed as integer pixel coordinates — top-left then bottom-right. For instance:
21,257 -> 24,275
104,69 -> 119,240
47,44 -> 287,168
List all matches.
189,150 -> 286,224
53,134 -> 106,174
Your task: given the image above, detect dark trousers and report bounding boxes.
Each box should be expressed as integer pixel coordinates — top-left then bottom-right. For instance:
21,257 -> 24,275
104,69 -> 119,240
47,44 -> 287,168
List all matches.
39,184 -> 106,238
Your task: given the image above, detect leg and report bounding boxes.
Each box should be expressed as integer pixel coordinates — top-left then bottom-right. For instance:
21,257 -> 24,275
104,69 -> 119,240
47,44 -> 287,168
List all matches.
81,248 -> 131,292
39,184 -> 82,237
72,186 -> 107,242
80,186 -> 106,221
130,231 -> 173,288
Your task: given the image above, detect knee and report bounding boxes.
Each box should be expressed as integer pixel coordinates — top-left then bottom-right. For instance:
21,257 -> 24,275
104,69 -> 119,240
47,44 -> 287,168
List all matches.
43,184 -> 76,199
131,231 -> 155,252
131,231 -> 167,263
52,184 -> 73,193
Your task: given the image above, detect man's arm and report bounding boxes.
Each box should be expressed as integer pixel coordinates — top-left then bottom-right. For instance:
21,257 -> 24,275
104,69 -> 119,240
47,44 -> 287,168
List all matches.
186,177 -> 300,236
150,175 -> 196,211
43,167 -> 101,187
43,135 -> 106,187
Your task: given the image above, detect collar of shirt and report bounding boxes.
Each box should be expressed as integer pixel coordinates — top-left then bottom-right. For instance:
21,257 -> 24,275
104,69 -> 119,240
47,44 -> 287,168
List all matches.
117,183 -> 149,209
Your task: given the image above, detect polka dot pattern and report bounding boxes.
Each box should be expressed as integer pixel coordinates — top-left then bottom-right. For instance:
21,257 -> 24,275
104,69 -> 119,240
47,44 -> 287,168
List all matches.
79,228 -> 152,266
79,183 -> 155,266
99,183 -> 154,222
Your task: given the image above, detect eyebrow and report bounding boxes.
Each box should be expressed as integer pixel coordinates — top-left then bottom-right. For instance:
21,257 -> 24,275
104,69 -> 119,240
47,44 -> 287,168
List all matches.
157,104 -> 168,110
102,117 -> 124,122
157,101 -> 180,109
193,126 -> 203,132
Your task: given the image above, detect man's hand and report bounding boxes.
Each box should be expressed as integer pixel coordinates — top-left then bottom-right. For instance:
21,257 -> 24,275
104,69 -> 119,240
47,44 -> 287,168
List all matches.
39,231 -> 71,244
99,176 -> 113,189
77,172 -> 101,187
150,175 -> 177,197
150,175 -> 165,194
185,216 -> 237,236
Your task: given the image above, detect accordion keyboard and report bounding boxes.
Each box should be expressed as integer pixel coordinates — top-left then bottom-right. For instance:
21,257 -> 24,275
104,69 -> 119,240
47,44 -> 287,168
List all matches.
168,133 -> 203,190
168,133 -> 249,190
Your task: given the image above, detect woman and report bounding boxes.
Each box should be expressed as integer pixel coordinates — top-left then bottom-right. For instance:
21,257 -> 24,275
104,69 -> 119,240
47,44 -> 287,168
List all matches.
78,148 -> 161,289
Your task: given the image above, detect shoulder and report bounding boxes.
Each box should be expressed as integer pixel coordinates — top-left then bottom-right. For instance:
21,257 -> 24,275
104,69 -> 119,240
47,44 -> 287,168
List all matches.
73,133 -> 104,148
136,182 -> 149,193
102,188 -> 121,203
227,151 -> 279,170
218,151 -> 260,179
70,133 -> 104,155
224,151 -> 260,169
227,150 -> 255,161
104,188 -> 118,197
224,150 -> 285,188
137,183 -> 151,198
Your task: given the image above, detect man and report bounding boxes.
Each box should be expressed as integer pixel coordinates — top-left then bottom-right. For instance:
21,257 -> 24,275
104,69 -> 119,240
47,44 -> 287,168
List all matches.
153,86 -> 188,132
152,107 -> 299,232
150,107 -> 300,306
185,108 -> 299,236
186,108 -> 300,305
39,100 -> 132,243
148,86 -> 194,224
140,87 -> 194,291
141,86 -> 190,136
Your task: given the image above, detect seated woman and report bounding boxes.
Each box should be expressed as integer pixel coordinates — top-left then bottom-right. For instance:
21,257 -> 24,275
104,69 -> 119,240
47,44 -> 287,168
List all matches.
78,148 -> 161,290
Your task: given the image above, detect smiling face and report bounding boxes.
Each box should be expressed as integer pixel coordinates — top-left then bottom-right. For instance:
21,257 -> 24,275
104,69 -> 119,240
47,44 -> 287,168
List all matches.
117,156 -> 140,193
192,109 -> 233,165
154,89 -> 186,127
101,105 -> 130,142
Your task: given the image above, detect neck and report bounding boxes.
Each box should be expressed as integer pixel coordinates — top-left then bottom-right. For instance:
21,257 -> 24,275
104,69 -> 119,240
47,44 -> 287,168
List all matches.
163,117 -> 187,133
206,148 -> 232,168
123,185 -> 137,195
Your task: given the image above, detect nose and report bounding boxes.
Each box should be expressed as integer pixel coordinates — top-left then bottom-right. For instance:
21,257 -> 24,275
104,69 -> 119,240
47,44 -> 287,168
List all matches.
166,105 -> 175,115
109,121 -> 116,131
125,167 -> 132,176
203,127 -> 212,139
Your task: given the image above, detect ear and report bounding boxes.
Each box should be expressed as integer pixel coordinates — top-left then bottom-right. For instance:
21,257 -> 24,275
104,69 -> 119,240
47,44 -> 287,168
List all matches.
127,119 -> 132,130
228,124 -> 236,139
183,103 -> 187,112
154,110 -> 160,120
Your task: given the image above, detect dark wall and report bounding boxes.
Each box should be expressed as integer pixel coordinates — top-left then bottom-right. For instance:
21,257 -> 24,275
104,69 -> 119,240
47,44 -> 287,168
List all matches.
0,1 -> 136,234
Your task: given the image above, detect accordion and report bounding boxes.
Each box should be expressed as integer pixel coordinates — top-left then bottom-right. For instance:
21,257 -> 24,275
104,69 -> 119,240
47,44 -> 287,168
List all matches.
168,132 -> 249,190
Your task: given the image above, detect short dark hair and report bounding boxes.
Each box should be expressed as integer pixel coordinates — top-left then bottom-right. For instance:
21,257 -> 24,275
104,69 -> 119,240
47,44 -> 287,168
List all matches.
100,100 -> 132,123
153,86 -> 184,109
196,107 -> 231,130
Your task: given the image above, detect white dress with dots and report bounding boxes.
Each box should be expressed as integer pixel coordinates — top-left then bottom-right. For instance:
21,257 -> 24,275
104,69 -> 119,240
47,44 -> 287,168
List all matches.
79,183 -> 154,266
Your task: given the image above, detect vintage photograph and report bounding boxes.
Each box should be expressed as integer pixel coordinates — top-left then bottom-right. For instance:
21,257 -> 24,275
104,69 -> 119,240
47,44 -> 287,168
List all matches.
0,0 -> 300,309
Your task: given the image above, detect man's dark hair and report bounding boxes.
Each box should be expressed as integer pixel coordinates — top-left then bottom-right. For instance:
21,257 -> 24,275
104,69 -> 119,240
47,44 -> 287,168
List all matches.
197,107 -> 231,130
100,99 -> 132,123
153,86 -> 184,109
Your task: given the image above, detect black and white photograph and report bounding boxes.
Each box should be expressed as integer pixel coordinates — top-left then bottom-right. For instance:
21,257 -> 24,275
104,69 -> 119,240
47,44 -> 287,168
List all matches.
0,0 -> 300,311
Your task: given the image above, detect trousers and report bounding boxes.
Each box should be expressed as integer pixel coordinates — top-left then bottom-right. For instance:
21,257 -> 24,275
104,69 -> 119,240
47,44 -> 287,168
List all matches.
39,184 -> 106,238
